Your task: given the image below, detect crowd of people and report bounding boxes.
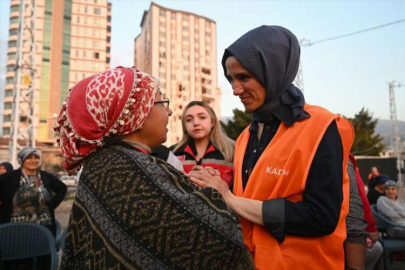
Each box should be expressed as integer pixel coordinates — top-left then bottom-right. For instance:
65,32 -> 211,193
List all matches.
1,25 -> 404,269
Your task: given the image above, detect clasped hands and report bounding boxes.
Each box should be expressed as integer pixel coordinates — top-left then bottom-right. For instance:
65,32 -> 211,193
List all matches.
187,165 -> 229,196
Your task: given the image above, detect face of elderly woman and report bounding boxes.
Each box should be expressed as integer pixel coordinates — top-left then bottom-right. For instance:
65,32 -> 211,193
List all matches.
385,186 -> 398,200
225,56 -> 266,112
139,91 -> 172,148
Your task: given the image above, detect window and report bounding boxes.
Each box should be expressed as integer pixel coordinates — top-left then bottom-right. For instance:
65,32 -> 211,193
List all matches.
171,13 -> 176,20
3,128 -> 10,135
10,17 -> 19,24
159,21 -> 166,27
5,90 -> 13,97
182,26 -> 188,32
160,10 -> 166,17
182,15 -> 189,22
76,16 -> 80,23
6,65 -> 15,72
159,42 -> 166,47
10,5 -> 19,12
4,102 -> 12,109
7,53 -> 16,60
84,6 -> 88,13
3,115 -> 12,122
159,61 -> 165,68
171,74 -> 176,80
94,52 -> 99,59
83,50 -> 86,58
8,41 -> 17,48
9,29 -> 18,36
94,8 -> 101,15
182,36 -> 189,41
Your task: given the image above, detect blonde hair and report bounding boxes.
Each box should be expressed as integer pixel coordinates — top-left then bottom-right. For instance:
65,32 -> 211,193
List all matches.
174,101 -> 235,162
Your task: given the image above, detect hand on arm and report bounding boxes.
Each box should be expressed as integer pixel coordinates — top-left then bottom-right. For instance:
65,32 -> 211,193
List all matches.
188,169 -> 264,225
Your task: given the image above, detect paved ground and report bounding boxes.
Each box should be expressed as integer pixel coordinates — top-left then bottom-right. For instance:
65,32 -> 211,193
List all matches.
55,198 -> 74,231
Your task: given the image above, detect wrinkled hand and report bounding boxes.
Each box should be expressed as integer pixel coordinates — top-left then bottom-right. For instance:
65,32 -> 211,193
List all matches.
190,165 -> 221,177
189,168 -> 229,196
368,231 -> 379,243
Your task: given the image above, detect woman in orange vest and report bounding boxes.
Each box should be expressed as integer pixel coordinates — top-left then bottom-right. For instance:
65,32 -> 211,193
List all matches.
189,26 -> 354,270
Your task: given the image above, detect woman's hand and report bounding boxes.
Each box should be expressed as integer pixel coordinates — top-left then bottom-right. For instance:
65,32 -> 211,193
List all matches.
189,168 -> 229,196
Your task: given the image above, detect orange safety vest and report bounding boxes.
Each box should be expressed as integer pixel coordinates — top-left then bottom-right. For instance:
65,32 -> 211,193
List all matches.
233,104 -> 354,270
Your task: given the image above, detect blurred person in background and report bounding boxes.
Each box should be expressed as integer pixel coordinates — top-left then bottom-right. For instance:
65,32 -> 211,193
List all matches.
171,101 -> 235,187
377,180 -> 405,238
0,162 -> 13,175
56,67 -> 253,269
367,174 -> 390,204
0,147 -> 67,236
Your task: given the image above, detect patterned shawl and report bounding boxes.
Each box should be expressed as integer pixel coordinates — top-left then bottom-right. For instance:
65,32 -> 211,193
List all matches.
60,142 -> 254,270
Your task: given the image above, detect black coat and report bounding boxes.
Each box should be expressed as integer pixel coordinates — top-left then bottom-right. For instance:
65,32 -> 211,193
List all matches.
0,168 -> 67,235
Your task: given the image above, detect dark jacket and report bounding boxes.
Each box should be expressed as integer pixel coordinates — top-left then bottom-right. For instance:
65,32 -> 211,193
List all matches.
0,169 -> 67,235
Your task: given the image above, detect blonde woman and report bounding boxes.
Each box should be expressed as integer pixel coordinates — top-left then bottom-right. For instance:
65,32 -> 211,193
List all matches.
171,101 -> 235,186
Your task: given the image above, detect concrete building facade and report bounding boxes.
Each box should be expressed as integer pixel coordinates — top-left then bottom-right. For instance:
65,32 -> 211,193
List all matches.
134,2 -> 221,145
2,0 -> 111,143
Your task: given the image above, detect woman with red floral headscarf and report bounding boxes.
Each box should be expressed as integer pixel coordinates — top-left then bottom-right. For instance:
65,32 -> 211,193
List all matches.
56,67 -> 253,270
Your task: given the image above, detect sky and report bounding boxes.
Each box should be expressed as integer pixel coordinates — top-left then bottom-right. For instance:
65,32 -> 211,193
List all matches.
0,0 -> 404,122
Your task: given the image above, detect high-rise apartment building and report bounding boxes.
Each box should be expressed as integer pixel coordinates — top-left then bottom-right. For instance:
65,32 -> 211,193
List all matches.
134,2 -> 221,145
2,0 -> 111,143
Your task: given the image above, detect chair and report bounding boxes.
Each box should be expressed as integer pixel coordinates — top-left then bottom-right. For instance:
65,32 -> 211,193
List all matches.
54,219 -> 61,251
0,222 -> 58,270
371,204 -> 405,270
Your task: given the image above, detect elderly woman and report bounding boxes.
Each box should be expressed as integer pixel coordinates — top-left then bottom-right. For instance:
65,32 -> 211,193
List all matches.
0,147 -> 67,236
189,26 -> 354,270
56,67 -> 253,269
377,180 -> 405,238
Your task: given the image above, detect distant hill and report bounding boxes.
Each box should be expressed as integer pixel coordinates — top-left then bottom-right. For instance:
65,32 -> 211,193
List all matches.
375,119 -> 405,147
221,116 -> 405,149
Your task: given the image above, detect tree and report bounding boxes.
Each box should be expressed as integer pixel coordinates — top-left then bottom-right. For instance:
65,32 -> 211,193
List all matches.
347,108 -> 385,156
221,109 -> 252,140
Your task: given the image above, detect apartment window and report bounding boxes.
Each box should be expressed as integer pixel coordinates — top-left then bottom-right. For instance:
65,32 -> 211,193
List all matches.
77,16 -> 80,23
3,115 -> 12,122
159,21 -> 166,27
171,13 -> 176,20
159,72 -> 165,78
94,52 -> 99,59
171,74 -> 176,80
7,53 -> 16,60
159,52 -> 166,58
160,32 -> 166,38
202,67 -> 211,75
8,41 -> 17,48
182,15 -> 189,22
182,36 -> 188,41
94,8 -> 101,15
83,50 -> 86,58
182,26 -> 188,32
159,42 -> 166,47
159,61 -> 165,68
9,29 -> 18,36
3,128 -> 10,135
4,102 -> 12,109
5,90 -> 13,97
160,10 -> 166,17
10,5 -> 19,12
84,6 -> 88,13
93,40 -> 99,48
183,65 -> 189,71
6,65 -> 15,72
10,17 -> 19,24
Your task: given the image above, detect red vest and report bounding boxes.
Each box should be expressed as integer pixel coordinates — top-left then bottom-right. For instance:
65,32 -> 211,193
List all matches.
233,104 -> 354,270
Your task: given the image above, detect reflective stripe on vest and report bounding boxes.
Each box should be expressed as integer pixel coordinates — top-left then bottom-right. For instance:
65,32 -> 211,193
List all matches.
233,104 -> 354,270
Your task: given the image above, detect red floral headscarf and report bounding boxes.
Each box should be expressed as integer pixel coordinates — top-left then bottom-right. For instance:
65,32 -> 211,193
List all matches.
54,67 -> 159,171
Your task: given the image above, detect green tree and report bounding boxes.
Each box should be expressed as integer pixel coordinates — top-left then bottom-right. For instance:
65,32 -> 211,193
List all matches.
221,109 -> 252,140
347,108 -> 385,156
